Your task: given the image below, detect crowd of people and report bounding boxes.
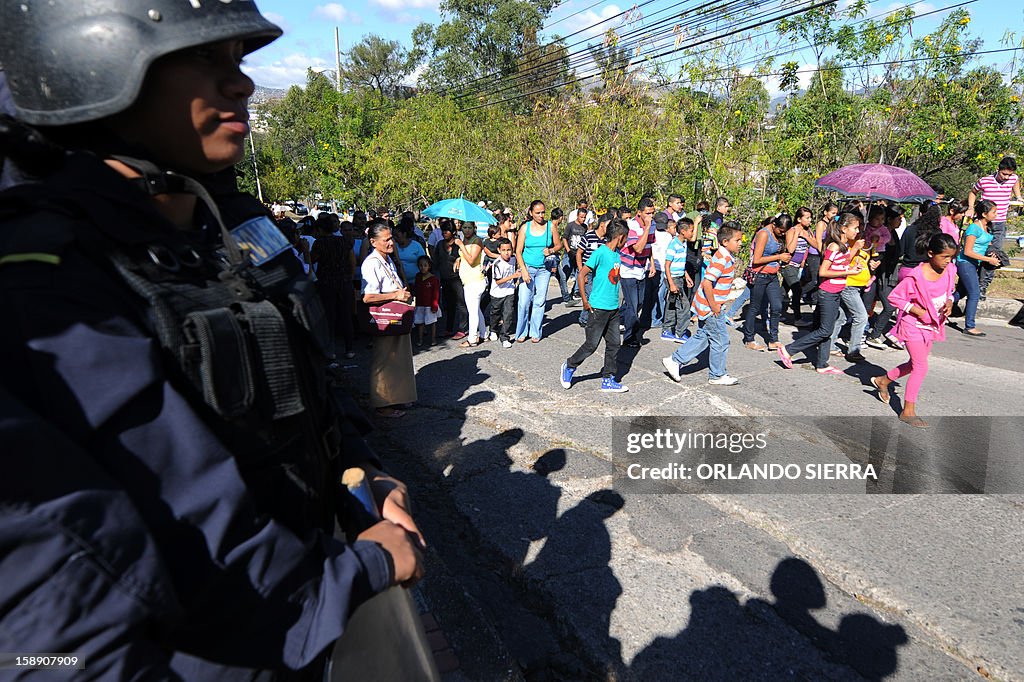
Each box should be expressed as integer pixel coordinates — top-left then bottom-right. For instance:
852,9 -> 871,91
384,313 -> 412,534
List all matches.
275,156 -> 1020,428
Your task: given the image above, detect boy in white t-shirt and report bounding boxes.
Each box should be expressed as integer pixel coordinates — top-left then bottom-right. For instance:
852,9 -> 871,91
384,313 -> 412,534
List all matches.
489,239 -> 521,347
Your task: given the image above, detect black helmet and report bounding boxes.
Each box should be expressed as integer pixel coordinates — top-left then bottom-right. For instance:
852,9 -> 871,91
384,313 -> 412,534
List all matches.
0,0 -> 282,126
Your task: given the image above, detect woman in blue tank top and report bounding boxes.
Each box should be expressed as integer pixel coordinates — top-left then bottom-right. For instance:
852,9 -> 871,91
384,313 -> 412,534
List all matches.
515,200 -> 563,342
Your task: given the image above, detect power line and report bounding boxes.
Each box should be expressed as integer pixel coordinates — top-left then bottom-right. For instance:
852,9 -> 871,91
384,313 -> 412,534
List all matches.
544,0 -> 612,30
460,0 -> 837,110
630,0 -> 976,94
467,0 -> 960,106
463,44 -> 1022,114
457,0 -> 790,102
442,0 -> 678,96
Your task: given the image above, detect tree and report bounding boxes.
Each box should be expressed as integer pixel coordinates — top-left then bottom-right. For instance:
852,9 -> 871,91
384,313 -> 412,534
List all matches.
343,35 -> 415,100
412,0 -> 557,95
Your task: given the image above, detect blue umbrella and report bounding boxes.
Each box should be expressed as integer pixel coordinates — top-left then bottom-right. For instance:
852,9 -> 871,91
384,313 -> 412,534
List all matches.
421,197 -> 497,225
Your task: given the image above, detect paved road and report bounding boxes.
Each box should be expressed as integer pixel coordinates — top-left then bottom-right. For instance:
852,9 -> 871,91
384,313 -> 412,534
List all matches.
348,283 -> 1024,681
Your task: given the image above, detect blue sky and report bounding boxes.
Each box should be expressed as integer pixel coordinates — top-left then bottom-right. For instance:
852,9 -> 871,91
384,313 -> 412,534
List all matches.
246,0 -> 1021,92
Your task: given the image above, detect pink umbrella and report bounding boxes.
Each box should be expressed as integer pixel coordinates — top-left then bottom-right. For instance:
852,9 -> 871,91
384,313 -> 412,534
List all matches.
815,164 -> 937,203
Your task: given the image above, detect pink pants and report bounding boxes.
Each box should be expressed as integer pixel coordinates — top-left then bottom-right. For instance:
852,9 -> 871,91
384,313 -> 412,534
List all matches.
886,337 -> 932,403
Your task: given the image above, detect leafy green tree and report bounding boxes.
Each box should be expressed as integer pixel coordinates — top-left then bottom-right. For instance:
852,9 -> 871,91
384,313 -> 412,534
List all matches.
343,34 -> 416,100
412,0 -> 557,94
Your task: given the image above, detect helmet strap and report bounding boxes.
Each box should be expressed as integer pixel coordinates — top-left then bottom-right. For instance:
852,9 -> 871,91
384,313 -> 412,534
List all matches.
111,155 -> 245,266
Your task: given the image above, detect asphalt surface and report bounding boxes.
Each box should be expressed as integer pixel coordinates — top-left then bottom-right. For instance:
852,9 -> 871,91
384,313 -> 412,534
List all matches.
348,282 -> 1024,681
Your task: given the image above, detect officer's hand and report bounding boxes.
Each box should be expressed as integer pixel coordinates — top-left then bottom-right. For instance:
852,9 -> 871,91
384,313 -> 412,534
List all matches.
368,469 -> 426,549
358,521 -> 425,587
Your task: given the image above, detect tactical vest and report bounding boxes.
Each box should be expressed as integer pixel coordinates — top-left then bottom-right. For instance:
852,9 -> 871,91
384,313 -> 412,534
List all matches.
0,169 -> 372,538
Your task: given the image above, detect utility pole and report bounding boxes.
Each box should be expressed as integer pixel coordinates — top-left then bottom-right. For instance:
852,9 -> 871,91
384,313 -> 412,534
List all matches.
335,27 -> 343,94
248,127 -> 264,204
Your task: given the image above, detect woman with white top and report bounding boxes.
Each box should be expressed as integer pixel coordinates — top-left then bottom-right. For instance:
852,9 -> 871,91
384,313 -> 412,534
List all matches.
455,221 -> 488,347
361,222 -> 417,418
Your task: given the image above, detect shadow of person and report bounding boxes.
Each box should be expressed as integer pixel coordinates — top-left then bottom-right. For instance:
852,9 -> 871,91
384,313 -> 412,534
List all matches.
524,489 -> 626,674
627,557 -> 908,681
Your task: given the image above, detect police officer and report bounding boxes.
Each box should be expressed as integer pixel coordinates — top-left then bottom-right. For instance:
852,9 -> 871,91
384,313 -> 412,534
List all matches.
0,1 -> 424,678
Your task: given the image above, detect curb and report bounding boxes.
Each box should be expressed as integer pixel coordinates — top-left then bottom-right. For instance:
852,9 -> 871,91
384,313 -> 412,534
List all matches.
976,297 -> 1024,325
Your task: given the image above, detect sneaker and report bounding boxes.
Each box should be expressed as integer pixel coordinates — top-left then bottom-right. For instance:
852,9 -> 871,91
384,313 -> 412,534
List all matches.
600,377 -> 629,393
674,331 -> 691,343
864,337 -> 886,350
502,340 -> 513,349
662,356 -> 682,382
660,329 -> 677,341
708,374 -> 740,386
560,361 -> 575,389
489,332 -> 498,341
845,351 -> 866,363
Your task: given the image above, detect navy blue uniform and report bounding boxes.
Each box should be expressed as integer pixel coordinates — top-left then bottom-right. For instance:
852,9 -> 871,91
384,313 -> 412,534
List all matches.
0,156 -> 391,678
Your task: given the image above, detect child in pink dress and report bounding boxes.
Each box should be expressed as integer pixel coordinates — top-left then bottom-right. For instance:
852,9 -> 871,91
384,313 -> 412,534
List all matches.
871,232 -> 958,428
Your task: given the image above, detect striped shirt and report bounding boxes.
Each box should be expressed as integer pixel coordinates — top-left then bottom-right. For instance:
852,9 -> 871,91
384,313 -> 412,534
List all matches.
578,229 -> 606,267
819,246 -> 854,293
620,219 -> 654,279
664,237 -> 688,277
973,173 -> 1019,221
692,246 -> 735,320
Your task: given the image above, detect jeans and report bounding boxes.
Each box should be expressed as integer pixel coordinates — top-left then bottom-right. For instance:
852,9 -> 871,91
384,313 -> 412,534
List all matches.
441,277 -> 467,334
831,285 -> 868,354
726,286 -> 750,319
867,271 -> 898,340
649,273 -> 669,328
555,253 -> 574,302
979,221 -> 1006,294
742,273 -> 782,343
567,307 -> 621,378
671,309 -> 730,379
643,272 -> 662,328
801,253 -> 821,306
787,289 -> 842,369
489,293 -> 516,341
662,275 -> 691,337
515,265 -> 552,340
953,259 -> 982,330
463,278 -> 488,343
578,273 -> 594,326
620,276 -> 648,343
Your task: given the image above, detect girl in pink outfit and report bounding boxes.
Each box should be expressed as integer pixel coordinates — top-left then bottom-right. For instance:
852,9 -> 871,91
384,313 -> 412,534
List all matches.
871,233 -> 958,428
939,200 -> 967,245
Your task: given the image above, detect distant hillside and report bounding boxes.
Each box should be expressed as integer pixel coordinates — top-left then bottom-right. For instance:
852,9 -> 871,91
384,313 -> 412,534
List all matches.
251,85 -> 288,106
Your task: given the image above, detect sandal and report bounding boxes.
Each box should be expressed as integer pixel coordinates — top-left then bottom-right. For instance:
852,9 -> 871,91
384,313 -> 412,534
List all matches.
515,337 -> 527,343
870,375 -> 890,404
963,329 -> 986,337
459,339 -> 480,348
899,415 -> 929,428
531,338 -> 541,343
777,346 -> 793,369
744,342 -> 767,351
816,366 -> 845,376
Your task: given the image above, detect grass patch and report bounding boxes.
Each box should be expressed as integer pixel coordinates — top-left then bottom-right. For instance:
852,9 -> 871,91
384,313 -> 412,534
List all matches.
989,271 -> 1024,299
